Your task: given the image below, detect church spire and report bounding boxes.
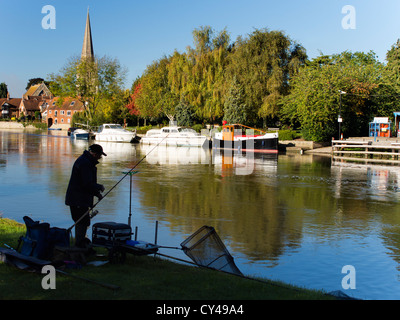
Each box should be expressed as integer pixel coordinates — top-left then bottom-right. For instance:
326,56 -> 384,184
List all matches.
81,8 -> 94,61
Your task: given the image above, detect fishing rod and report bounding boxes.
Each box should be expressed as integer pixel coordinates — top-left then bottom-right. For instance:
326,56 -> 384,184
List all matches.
67,133 -> 170,233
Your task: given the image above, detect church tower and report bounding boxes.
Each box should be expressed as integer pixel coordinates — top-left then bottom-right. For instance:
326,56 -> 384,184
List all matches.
81,8 -> 94,61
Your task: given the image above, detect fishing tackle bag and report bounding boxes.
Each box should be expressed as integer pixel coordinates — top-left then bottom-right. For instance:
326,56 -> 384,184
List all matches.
92,222 -> 132,247
18,216 -> 70,260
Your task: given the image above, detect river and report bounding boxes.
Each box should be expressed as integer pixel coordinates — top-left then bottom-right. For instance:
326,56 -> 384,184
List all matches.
1,129 -> 400,300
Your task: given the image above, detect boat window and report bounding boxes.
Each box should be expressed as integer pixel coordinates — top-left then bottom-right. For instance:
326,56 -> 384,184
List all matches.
109,124 -> 123,129
97,125 -> 103,133
163,128 -> 170,133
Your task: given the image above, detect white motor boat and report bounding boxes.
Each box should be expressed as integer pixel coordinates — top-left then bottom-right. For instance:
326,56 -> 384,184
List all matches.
141,126 -> 208,147
95,124 -> 137,143
70,128 -> 91,140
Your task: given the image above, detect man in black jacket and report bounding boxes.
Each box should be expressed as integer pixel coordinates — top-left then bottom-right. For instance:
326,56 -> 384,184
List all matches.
65,144 -> 106,248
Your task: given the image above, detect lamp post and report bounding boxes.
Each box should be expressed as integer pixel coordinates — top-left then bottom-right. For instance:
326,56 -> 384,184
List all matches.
338,90 -> 346,140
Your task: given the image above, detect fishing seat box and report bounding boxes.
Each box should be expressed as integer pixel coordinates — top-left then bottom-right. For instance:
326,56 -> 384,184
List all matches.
92,222 -> 132,247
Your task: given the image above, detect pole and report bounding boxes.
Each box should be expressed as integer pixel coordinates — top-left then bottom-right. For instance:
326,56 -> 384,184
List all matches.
56,269 -> 120,291
129,172 -> 132,227
122,171 -> 139,228
339,93 -> 342,140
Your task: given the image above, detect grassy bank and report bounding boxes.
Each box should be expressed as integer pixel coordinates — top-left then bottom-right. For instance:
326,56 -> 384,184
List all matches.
0,217 -> 334,300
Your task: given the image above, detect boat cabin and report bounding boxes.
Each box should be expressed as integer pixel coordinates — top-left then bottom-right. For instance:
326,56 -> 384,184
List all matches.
221,124 -> 265,141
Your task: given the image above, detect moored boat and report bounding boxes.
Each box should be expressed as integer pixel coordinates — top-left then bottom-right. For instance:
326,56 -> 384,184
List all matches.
141,126 -> 208,147
94,124 -> 137,143
70,128 -> 92,140
212,124 -> 278,153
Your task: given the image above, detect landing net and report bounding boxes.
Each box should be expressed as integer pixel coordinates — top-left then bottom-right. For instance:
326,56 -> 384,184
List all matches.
181,226 -> 242,276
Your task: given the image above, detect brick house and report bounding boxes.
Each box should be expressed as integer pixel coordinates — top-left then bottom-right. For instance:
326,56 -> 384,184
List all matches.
44,97 -> 85,128
19,96 -> 49,120
0,93 -> 22,119
19,83 -> 53,120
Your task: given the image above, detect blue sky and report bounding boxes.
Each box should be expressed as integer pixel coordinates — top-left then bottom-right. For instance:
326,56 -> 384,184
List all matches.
1,0 -> 400,97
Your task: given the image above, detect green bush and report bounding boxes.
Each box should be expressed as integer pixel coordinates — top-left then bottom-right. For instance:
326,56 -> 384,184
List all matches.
278,130 -> 297,141
191,124 -> 203,132
136,125 -> 154,134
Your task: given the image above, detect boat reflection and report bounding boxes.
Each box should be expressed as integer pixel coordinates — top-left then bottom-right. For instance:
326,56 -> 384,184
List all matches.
70,139 -> 137,162
140,145 -> 210,165
139,144 -> 277,176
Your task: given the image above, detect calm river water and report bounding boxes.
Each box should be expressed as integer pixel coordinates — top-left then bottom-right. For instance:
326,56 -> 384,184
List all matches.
2,129 -> 400,299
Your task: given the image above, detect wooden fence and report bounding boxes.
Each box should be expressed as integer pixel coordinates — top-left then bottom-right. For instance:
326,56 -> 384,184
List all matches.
332,140 -> 400,164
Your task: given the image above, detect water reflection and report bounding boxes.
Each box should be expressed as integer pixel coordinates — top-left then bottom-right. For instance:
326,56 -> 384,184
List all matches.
140,144 -> 278,177
3,130 -> 400,299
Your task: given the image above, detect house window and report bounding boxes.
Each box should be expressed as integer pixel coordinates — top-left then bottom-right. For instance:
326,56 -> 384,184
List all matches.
61,118 -> 64,123
52,102 -> 55,106
54,111 -> 57,116
70,101 -> 75,106
54,118 -> 58,124
49,110 -> 52,114
61,110 -> 65,115
67,119 -> 71,124
67,111 -> 71,116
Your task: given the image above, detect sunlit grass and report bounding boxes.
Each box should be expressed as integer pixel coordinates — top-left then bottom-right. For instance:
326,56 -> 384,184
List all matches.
0,217 -> 334,300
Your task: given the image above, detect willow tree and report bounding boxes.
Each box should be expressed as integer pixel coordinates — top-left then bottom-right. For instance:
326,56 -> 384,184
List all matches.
183,26 -> 231,121
226,28 -> 307,125
136,27 -> 231,123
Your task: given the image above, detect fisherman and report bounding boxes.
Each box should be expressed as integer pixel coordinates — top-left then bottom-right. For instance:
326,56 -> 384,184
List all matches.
65,144 -> 106,248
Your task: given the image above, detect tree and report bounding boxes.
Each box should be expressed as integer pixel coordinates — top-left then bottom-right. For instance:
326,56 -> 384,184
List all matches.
381,40 -> 400,114
281,51 -> 384,141
49,55 -> 127,124
0,83 -> 8,98
175,99 -> 195,126
135,56 -> 179,122
172,27 -> 231,121
385,39 -> 400,87
132,26 -> 305,126
126,82 -> 142,116
223,76 -> 248,124
226,29 -> 307,124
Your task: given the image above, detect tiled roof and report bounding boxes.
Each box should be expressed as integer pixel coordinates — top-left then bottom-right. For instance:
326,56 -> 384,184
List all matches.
0,98 -> 21,108
47,97 -> 85,110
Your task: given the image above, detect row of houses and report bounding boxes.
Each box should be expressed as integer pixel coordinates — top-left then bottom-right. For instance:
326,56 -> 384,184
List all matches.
1,10 -> 96,129
0,83 -> 85,128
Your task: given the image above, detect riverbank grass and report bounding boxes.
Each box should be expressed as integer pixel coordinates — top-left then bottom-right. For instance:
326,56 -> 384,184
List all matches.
0,217 -> 334,300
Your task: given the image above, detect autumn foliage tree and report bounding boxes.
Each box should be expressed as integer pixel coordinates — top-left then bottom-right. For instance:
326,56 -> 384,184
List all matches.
126,83 -> 142,116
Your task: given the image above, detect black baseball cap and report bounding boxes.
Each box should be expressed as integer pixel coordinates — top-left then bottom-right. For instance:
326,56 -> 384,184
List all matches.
89,144 -> 107,156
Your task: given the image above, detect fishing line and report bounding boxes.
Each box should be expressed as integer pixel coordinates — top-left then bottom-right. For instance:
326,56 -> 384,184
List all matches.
67,133 -> 170,232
